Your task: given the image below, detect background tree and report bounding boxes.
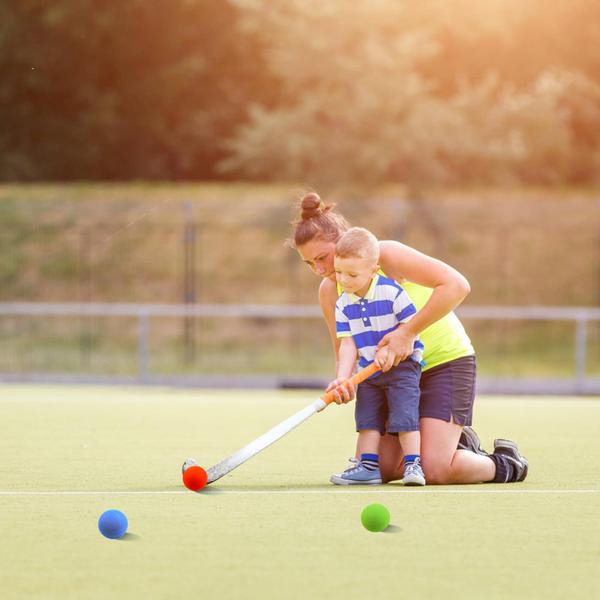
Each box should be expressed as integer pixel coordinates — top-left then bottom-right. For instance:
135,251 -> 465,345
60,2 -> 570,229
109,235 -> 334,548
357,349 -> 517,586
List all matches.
220,0 -> 600,187
1,0 -> 599,183
0,0 -> 276,180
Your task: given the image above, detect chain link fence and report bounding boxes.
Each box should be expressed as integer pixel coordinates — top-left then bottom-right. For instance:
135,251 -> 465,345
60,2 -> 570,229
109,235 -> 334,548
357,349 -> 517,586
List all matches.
1,189 -> 599,391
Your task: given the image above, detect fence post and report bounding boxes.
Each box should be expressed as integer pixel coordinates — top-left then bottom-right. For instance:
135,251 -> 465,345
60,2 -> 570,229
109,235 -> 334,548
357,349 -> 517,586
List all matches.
574,318 -> 587,392
138,313 -> 150,382
183,201 -> 197,365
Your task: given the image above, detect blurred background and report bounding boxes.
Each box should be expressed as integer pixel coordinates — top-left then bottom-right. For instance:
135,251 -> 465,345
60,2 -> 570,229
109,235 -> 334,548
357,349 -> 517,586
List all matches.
1,0 -> 599,392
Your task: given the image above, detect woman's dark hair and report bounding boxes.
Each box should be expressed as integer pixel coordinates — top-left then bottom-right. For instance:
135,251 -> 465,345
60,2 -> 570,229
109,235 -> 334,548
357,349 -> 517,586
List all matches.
287,192 -> 350,248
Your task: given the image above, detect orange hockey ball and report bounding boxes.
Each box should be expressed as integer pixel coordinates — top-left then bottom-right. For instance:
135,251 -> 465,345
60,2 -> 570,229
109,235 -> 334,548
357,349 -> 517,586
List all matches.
183,465 -> 208,491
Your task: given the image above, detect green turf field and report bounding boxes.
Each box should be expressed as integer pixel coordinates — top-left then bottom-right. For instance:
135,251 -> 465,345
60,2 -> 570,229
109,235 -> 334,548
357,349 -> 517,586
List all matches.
1,385 -> 599,600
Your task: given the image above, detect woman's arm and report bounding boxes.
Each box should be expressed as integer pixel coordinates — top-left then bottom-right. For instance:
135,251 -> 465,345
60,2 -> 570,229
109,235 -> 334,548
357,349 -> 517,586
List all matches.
318,278 -> 340,365
377,240 -> 471,368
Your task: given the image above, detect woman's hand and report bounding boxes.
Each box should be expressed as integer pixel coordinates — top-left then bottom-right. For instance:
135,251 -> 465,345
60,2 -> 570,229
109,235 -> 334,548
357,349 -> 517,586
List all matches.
376,324 -> 417,371
325,377 -> 356,404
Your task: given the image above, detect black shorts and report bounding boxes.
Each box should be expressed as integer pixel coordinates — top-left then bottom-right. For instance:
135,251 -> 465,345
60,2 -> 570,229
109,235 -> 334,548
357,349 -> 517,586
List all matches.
418,355 -> 476,425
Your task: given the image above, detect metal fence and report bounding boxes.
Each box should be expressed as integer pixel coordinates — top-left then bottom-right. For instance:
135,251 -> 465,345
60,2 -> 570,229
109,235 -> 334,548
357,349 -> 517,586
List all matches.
1,302 -> 599,394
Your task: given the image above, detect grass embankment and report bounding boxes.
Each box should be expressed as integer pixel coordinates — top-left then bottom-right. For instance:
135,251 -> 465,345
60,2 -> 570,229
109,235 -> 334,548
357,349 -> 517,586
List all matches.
1,183 -> 599,376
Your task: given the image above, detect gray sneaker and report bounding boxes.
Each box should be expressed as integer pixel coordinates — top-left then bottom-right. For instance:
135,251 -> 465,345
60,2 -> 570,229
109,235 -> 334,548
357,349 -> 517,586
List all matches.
493,438 -> 529,482
329,457 -> 358,482
458,426 -> 489,456
401,458 -> 426,486
330,460 -> 382,485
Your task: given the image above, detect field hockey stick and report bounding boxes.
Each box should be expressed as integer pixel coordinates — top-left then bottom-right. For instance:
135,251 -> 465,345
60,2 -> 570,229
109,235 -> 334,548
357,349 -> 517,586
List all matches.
206,362 -> 380,484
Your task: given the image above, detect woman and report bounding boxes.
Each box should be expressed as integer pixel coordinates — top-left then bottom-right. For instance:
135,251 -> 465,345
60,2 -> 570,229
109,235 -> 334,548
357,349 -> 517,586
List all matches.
289,193 -> 528,484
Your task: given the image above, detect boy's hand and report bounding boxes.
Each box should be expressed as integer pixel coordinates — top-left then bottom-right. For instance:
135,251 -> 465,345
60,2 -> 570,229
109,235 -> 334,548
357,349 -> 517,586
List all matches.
376,324 -> 416,369
374,347 -> 392,372
325,377 -> 356,404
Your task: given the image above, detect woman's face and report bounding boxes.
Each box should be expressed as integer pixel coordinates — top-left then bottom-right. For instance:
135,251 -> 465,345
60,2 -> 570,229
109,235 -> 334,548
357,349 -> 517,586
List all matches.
297,238 -> 337,281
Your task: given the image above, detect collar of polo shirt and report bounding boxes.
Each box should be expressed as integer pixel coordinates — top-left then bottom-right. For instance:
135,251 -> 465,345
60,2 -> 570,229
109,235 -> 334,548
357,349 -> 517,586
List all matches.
346,272 -> 381,303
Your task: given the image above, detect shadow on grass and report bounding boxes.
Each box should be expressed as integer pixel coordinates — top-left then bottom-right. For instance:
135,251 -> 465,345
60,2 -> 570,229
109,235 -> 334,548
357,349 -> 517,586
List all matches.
123,486 -> 186,492
384,524 -> 402,533
200,483 -> 369,493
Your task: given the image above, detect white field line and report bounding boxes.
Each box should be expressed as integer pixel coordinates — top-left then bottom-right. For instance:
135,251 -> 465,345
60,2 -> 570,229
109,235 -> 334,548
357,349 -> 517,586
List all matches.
0,488 -> 598,496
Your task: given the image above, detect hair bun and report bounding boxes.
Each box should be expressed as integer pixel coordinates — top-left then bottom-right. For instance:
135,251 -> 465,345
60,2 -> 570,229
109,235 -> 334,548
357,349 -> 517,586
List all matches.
288,191 -> 348,248
300,193 -> 323,220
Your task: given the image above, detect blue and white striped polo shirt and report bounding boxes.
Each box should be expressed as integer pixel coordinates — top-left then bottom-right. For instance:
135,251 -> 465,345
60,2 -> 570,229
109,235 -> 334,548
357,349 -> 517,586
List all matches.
336,272 -> 424,369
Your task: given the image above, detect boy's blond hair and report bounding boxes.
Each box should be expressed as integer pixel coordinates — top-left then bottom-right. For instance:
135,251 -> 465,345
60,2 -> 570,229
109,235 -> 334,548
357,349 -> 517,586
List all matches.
335,227 -> 379,264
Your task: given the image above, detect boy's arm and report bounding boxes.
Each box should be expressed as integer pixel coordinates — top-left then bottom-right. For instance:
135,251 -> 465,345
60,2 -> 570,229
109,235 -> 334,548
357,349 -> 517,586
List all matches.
325,293 -> 358,403
336,337 -> 358,379
325,337 -> 358,404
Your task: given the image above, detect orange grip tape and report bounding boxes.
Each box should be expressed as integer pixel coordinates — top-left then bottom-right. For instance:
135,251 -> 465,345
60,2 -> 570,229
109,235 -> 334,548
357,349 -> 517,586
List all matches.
320,362 -> 380,406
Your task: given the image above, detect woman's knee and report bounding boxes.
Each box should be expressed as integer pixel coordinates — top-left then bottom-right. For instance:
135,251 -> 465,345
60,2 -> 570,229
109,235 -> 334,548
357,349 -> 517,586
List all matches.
422,456 -> 453,484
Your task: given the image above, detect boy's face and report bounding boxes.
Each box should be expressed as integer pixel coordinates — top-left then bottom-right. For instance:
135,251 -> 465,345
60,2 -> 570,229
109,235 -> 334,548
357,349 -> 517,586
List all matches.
334,255 -> 378,296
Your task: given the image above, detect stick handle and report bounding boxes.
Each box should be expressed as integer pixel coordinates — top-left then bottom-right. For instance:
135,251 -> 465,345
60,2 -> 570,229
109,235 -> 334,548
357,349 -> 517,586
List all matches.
320,362 -> 380,406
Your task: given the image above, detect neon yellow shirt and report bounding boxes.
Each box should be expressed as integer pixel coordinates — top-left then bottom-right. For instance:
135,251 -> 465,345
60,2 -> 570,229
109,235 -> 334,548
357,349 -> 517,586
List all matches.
401,281 -> 474,371
337,276 -> 474,371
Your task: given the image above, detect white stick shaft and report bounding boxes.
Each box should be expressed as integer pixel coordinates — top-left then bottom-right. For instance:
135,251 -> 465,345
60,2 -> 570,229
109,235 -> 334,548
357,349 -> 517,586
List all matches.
207,398 -> 326,483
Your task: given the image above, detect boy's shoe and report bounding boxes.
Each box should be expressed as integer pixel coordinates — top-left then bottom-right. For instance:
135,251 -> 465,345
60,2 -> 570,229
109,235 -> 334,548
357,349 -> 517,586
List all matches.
493,438 -> 529,482
401,458 -> 426,486
344,457 -> 360,470
457,426 -> 489,456
330,460 -> 382,485
329,457 -> 357,482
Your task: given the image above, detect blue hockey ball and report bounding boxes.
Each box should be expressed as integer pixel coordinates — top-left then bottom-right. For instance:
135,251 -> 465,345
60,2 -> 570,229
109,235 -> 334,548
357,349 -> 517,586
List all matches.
98,509 -> 128,539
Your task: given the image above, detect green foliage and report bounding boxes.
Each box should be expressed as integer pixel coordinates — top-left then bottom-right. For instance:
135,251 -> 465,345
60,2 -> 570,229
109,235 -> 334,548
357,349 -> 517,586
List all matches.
222,0 -> 600,186
0,0 -> 275,180
1,0 -> 600,184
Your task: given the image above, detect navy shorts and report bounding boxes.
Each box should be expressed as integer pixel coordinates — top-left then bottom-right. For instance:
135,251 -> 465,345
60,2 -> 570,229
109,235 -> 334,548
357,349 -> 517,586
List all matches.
355,360 -> 421,434
418,355 -> 476,425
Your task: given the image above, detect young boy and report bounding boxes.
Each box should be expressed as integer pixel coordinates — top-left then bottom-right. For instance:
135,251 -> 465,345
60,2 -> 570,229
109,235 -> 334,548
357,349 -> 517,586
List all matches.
328,227 -> 426,486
